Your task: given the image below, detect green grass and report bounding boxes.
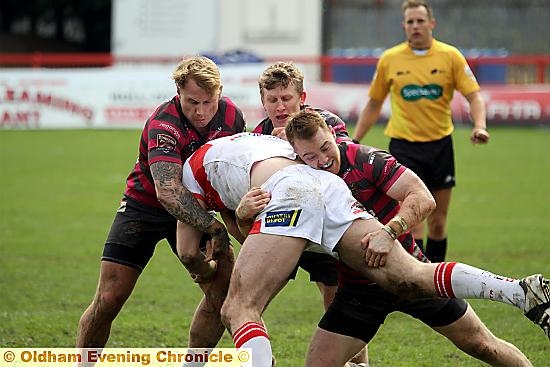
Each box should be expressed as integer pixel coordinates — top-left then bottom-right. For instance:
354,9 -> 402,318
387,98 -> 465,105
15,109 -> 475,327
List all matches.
1,127 -> 549,366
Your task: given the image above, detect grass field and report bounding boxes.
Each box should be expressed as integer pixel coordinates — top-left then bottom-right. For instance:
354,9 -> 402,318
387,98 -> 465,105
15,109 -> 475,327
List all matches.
1,126 -> 549,366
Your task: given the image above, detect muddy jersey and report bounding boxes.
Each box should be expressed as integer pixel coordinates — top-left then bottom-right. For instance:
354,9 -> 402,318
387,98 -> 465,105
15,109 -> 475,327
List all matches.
251,105 -> 351,143
182,133 -> 371,252
123,95 -> 246,213
183,133 -> 297,211
336,143 -> 427,284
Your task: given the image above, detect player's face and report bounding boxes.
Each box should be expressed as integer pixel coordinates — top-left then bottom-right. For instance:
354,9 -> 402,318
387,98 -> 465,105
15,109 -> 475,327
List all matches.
261,84 -> 306,128
178,79 -> 221,132
292,127 -> 340,175
402,6 -> 435,50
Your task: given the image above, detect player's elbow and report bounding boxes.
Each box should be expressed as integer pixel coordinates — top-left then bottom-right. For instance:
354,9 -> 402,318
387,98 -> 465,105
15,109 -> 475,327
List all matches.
424,195 -> 437,216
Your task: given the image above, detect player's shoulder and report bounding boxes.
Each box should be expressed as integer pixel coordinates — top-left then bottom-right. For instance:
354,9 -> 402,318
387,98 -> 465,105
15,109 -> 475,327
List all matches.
146,98 -> 184,136
432,39 -> 464,58
305,106 -> 345,125
381,42 -> 409,59
352,143 -> 394,163
251,117 -> 272,134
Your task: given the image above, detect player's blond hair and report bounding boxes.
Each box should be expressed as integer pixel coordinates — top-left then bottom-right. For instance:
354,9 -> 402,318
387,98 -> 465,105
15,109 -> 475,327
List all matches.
172,56 -> 221,96
258,61 -> 305,99
402,0 -> 434,20
285,110 -> 330,146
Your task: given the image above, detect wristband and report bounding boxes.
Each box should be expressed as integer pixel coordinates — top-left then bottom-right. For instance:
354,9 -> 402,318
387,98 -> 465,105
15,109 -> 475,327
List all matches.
381,225 -> 397,240
390,215 -> 408,232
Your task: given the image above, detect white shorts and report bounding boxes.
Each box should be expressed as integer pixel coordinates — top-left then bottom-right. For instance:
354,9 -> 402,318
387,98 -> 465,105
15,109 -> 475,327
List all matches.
249,164 -> 372,253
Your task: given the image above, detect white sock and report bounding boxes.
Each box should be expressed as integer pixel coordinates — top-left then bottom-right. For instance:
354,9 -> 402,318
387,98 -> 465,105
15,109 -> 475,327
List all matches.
233,321 -> 272,367
434,262 -> 525,309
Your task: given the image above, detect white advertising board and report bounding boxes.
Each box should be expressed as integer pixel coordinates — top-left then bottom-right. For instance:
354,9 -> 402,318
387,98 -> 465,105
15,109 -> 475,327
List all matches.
0,64 -> 268,129
2,66 -> 549,129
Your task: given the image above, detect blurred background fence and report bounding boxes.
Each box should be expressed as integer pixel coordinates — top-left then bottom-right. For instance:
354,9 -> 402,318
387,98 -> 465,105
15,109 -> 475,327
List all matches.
1,0 -> 549,129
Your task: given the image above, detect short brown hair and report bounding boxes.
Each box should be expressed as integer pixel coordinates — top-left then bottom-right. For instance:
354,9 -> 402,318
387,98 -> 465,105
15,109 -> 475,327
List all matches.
172,56 -> 221,96
258,61 -> 304,99
402,0 -> 434,19
285,110 -> 330,146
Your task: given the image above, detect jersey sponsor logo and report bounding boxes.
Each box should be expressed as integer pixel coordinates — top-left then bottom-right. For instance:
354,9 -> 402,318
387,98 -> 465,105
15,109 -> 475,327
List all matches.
264,209 -> 302,227
229,132 -> 263,141
401,84 -> 443,101
158,123 -> 181,139
157,133 -> 177,152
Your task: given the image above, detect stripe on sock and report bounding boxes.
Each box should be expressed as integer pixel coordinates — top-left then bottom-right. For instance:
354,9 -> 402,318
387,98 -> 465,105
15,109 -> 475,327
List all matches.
434,262 -> 457,298
232,322 -> 269,349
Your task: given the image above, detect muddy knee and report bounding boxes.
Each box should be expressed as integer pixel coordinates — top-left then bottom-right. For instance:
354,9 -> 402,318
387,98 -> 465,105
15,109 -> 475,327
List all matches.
394,279 -> 428,299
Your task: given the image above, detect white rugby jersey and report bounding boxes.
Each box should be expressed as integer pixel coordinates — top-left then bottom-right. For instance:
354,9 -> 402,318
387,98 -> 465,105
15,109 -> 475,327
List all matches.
182,133 -> 297,210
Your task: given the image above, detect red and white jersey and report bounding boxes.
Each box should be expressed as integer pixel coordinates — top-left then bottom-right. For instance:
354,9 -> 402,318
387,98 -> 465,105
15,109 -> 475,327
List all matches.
182,133 -> 297,211
182,132 -> 372,252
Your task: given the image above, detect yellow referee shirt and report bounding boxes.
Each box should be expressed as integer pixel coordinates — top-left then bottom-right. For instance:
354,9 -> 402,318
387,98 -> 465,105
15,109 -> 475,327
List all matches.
369,39 -> 480,142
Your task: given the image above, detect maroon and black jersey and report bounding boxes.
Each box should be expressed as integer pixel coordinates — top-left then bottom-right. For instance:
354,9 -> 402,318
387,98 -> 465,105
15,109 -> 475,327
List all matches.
336,142 -> 426,285
123,95 -> 246,213
251,105 -> 351,143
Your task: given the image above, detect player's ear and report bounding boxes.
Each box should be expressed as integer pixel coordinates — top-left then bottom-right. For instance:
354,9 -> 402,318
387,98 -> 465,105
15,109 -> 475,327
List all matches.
218,85 -> 223,99
300,91 -> 307,104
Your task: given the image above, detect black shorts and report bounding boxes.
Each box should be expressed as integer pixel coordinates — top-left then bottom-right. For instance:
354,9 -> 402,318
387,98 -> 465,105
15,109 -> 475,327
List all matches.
318,282 -> 468,343
102,198 -> 212,272
288,251 -> 339,286
102,198 -> 178,272
389,135 -> 455,191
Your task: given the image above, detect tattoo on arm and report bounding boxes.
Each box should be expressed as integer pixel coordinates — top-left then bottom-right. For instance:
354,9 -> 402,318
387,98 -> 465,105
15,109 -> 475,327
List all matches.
150,161 -> 214,232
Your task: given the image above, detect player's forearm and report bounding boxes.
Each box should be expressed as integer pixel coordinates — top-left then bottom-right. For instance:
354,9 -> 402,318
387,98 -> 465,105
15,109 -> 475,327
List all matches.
354,99 -> 383,142
385,174 -> 436,237
220,210 -> 247,244
389,191 -> 435,236
467,92 -> 487,129
151,161 -> 221,235
236,217 -> 253,241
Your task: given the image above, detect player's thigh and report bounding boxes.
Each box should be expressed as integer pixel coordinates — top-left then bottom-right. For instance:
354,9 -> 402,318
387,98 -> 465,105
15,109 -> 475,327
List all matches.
227,233 -> 308,311
306,328 -> 366,367
337,219 -> 432,295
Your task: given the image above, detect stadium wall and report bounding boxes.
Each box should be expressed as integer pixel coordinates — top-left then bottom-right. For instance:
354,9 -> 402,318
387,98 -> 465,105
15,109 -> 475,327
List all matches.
1,65 -> 550,129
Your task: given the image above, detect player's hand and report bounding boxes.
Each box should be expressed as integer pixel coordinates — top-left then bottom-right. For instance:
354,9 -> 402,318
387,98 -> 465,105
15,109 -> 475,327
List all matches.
361,229 -> 395,268
190,255 -> 218,283
272,127 -> 287,140
470,128 -> 490,144
236,187 -> 271,220
205,219 -> 231,261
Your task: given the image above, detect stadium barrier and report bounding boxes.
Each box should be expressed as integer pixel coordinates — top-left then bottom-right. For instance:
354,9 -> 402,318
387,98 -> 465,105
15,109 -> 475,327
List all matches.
1,54 -> 550,129
1,52 -> 549,84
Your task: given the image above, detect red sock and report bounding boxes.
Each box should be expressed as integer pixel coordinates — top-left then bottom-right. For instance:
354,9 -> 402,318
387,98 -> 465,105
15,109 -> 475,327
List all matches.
232,321 -> 272,367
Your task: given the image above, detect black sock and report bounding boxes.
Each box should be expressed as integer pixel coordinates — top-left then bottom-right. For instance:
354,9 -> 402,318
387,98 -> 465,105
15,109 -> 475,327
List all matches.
414,238 -> 424,252
426,237 -> 447,262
